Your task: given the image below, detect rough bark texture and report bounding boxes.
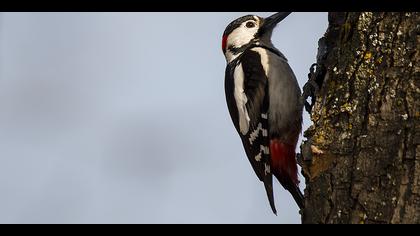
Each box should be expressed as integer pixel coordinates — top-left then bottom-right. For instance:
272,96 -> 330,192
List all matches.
300,12 -> 420,224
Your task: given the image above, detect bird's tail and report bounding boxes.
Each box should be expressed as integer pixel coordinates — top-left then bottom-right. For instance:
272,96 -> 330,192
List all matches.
263,180 -> 277,215
270,139 -> 305,209
287,183 -> 304,209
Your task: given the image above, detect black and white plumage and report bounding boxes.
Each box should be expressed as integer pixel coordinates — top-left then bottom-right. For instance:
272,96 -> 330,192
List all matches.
222,12 -> 304,214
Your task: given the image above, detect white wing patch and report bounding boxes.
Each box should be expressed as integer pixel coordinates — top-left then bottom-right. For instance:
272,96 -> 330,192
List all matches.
255,153 -> 262,161
254,145 -> 270,162
233,63 -> 250,135
249,123 -> 268,145
264,163 -> 271,175
260,145 -> 269,154
249,123 -> 262,144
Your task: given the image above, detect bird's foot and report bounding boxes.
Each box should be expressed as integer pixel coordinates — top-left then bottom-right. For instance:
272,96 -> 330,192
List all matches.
302,63 -> 320,114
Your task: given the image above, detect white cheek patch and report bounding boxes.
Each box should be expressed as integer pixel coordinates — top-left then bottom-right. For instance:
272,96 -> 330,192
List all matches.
227,22 -> 259,49
224,21 -> 259,63
233,63 -> 250,135
228,28 -> 253,49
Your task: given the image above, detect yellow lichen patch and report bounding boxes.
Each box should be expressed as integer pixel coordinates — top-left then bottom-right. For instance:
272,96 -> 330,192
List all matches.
359,213 -> 367,224
340,103 -> 353,113
364,52 -> 372,60
314,132 -> 326,144
313,127 -> 334,145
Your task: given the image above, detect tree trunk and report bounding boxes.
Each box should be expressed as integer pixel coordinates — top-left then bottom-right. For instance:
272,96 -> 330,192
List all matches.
300,12 -> 419,224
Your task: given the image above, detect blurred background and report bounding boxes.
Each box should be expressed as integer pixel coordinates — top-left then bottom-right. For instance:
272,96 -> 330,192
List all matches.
0,12 -> 327,223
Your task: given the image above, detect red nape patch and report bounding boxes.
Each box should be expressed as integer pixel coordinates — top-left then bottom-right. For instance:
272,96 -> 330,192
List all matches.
222,35 -> 228,52
270,140 -> 299,185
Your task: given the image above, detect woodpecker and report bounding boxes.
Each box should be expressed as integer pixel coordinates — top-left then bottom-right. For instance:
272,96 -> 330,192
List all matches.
222,12 -> 304,214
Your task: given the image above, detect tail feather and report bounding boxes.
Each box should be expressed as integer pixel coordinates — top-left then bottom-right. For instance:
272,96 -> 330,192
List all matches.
288,183 -> 304,209
263,181 -> 277,215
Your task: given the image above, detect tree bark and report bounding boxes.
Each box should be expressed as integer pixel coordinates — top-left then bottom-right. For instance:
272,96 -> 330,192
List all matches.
300,12 -> 419,224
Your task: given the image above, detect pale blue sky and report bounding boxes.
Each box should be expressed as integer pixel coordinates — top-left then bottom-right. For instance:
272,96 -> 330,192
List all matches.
0,12 -> 327,223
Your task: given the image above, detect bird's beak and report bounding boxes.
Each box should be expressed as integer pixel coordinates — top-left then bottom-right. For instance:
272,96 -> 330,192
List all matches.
258,12 -> 291,36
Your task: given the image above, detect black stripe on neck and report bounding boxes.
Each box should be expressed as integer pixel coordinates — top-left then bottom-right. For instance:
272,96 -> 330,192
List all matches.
248,44 -> 283,59
230,43 -> 284,61
228,44 -> 286,68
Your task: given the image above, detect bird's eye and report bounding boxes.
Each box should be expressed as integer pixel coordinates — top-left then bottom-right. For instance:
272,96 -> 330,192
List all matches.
245,21 -> 255,28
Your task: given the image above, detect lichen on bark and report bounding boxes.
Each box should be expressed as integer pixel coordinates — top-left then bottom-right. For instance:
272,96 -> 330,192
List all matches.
300,12 -> 420,224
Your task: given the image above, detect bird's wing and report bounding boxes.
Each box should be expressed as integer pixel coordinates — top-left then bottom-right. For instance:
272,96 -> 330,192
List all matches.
236,49 -> 277,214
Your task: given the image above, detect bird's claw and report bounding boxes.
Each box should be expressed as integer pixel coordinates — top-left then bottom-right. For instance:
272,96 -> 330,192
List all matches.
302,63 -> 320,114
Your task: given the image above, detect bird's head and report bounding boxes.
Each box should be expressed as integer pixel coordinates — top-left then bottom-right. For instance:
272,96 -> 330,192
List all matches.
222,12 -> 291,62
